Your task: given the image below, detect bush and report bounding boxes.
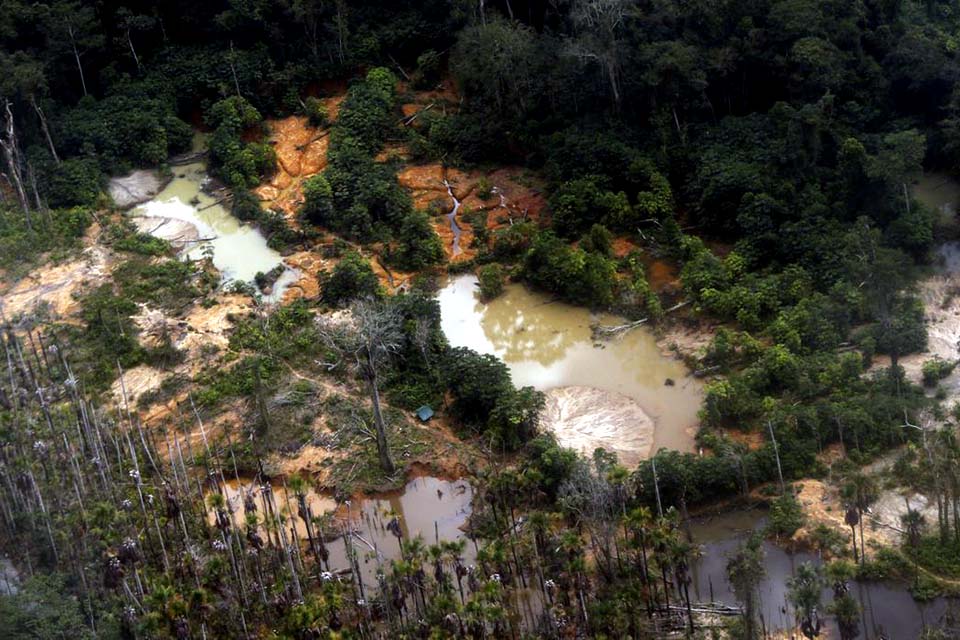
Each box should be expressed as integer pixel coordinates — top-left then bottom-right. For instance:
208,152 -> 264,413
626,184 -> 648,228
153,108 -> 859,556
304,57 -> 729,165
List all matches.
207,96 -> 274,188
58,83 -> 192,171
767,491 -> 806,538
388,210 -> 445,270
319,251 -> 381,306
580,223 -> 613,256
108,223 -> 170,256
522,231 -> 617,307
304,96 -> 328,127
922,357 -> 955,387
476,176 -> 493,200
477,263 -> 506,301
0,205 -> 92,276
492,221 -> 537,260
46,158 -> 102,208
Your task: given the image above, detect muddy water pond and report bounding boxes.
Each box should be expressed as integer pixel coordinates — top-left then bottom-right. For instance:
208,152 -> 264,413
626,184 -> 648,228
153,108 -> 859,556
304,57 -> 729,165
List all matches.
437,275 -> 703,463
213,475 -> 473,584
915,172 -> 960,227
690,509 -> 953,638
130,161 -> 296,301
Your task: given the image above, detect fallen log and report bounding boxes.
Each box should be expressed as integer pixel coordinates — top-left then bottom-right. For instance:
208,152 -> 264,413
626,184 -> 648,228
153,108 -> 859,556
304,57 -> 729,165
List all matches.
592,300 -> 691,340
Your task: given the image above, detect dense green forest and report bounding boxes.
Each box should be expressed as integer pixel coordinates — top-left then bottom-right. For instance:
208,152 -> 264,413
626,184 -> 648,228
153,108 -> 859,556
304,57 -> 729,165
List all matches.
5,0 -> 960,638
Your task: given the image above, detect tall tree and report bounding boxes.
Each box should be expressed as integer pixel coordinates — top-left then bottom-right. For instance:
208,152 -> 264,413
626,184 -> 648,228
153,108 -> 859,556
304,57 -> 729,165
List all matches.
727,533 -> 765,640
566,0 -> 637,111
39,1 -> 103,97
318,298 -> 403,473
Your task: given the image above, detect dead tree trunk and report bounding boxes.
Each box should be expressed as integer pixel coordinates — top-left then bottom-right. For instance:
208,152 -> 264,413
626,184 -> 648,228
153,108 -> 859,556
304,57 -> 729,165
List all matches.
0,100 -> 31,225
68,26 -> 89,97
365,352 -> 395,474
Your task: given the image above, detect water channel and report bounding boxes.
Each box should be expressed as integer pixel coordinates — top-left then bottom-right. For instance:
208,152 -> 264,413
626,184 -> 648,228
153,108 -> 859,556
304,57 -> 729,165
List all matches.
437,274 -> 703,464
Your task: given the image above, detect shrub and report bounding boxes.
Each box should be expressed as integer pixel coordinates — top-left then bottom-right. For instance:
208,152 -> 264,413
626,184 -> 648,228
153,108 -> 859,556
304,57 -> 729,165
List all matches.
46,158 -> 102,208
476,176 -> 493,200
580,223 -> 613,256
388,210 -> 445,270
922,357 -> 955,387
477,263 -> 506,301
319,251 -> 381,306
304,96 -> 328,127
767,491 -> 806,538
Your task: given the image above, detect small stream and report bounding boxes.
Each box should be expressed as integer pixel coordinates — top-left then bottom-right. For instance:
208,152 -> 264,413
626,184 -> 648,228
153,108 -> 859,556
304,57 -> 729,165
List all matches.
128,160 -> 296,302
443,179 -> 463,256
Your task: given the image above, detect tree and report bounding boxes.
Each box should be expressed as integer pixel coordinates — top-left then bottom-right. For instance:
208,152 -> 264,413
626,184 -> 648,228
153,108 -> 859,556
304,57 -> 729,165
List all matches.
301,174 -> 334,227
566,0 -> 637,111
319,251 -> 381,306
39,1 -> 104,97
0,52 -> 59,166
0,574 -> 96,639
477,263 -> 505,301
842,472 -> 878,564
450,18 -> 545,119
319,298 -> 404,473
389,210 -> 444,271
444,347 -> 513,426
826,561 -> 860,640
727,533 -> 765,640
787,562 -> 825,639
116,9 -> 155,73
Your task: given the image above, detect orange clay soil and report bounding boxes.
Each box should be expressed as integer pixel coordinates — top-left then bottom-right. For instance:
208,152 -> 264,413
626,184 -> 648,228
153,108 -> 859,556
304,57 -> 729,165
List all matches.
397,163 -> 547,263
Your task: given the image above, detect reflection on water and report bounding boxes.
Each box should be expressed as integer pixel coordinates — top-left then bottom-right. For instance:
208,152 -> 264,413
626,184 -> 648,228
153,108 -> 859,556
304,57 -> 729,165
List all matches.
691,509 -> 954,638
915,172 -> 960,226
915,173 -> 960,275
212,475 -> 473,583
130,162 -> 295,301
437,275 -> 703,453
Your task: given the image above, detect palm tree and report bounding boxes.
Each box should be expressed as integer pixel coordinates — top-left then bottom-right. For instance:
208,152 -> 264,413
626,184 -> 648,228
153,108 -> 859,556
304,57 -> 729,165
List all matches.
787,562 -> 825,639
727,532 -> 765,640
625,506 -> 654,612
826,561 -> 859,640
843,472 -> 878,563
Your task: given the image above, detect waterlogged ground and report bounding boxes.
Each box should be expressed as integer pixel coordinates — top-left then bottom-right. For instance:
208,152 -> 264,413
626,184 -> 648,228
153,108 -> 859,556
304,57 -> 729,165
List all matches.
212,475 -> 473,585
130,162 -> 297,301
690,509 -> 953,639
438,275 -> 703,463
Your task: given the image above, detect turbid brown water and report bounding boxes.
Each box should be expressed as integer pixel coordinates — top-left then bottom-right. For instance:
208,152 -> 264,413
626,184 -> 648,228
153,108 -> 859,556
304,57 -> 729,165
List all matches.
437,275 -> 703,463
915,172 -> 960,227
129,160 -> 297,301
211,475 -> 473,583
